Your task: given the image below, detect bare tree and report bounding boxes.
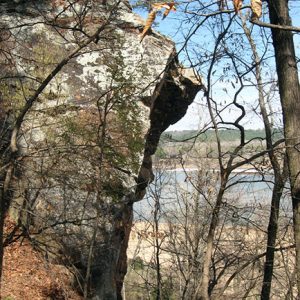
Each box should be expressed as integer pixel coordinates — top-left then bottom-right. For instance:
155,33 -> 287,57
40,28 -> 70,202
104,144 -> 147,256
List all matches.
129,1 -> 298,298
267,1 -> 300,295
239,17 -> 289,299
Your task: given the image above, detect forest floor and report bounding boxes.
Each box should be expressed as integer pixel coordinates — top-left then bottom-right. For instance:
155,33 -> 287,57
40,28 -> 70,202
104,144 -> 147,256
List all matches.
1,218 -> 82,300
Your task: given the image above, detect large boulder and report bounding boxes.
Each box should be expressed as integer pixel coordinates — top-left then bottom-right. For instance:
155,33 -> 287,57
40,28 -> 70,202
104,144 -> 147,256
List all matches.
0,0 -> 201,298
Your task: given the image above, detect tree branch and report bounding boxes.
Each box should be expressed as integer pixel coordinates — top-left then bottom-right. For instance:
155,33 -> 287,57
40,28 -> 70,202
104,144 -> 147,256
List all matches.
251,19 -> 300,33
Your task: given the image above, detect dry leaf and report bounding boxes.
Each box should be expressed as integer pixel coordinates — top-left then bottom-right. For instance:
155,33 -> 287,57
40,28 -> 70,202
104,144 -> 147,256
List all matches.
140,2 -> 176,42
251,0 -> 262,19
152,2 -> 173,10
140,10 -> 157,41
162,2 -> 176,20
218,0 -> 227,10
233,0 -> 242,13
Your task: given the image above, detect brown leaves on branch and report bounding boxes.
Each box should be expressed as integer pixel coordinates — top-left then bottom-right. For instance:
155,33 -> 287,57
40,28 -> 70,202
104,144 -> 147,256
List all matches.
218,0 -> 228,11
233,0 -> 242,13
232,0 -> 262,19
140,2 -> 176,42
251,0 -> 262,19
140,0 -> 263,42
162,2 -> 176,19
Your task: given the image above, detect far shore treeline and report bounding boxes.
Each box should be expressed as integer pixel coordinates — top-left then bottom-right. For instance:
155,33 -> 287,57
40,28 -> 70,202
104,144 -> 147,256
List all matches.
162,128 -> 283,142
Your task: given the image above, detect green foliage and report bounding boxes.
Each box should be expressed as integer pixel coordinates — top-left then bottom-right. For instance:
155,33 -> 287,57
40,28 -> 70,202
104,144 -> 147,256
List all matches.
0,80 -> 30,115
41,35 -> 145,205
155,146 -> 167,159
151,277 -> 177,300
0,32 -> 64,119
104,45 -> 145,173
129,256 -> 145,270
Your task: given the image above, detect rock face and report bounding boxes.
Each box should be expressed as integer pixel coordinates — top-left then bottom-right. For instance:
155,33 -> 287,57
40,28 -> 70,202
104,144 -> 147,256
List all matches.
0,1 -> 201,299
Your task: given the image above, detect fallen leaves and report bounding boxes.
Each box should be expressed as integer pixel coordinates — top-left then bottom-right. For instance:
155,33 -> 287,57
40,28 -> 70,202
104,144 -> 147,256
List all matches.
2,219 -> 82,299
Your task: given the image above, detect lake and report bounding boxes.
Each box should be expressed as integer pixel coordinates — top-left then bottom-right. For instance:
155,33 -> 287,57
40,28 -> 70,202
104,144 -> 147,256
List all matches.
133,168 -> 292,225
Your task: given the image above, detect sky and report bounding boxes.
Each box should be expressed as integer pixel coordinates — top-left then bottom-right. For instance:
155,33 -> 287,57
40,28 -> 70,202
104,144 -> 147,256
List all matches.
131,1 -> 299,132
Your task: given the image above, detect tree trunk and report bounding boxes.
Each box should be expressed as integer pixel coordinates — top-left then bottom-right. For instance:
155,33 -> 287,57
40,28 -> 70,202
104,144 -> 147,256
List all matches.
0,186 -> 5,290
0,163 -> 14,289
268,0 -> 300,295
242,19 -> 288,299
195,178 -> 227,300
261,180 -> 285,299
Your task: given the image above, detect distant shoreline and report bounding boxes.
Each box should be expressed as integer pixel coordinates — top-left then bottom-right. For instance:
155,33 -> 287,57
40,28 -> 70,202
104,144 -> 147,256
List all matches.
157,167 -> 262,174
153,160 -> 270,175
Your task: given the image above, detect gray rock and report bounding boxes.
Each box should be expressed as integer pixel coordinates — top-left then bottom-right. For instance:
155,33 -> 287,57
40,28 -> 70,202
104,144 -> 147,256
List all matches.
1,1 -> 201,298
